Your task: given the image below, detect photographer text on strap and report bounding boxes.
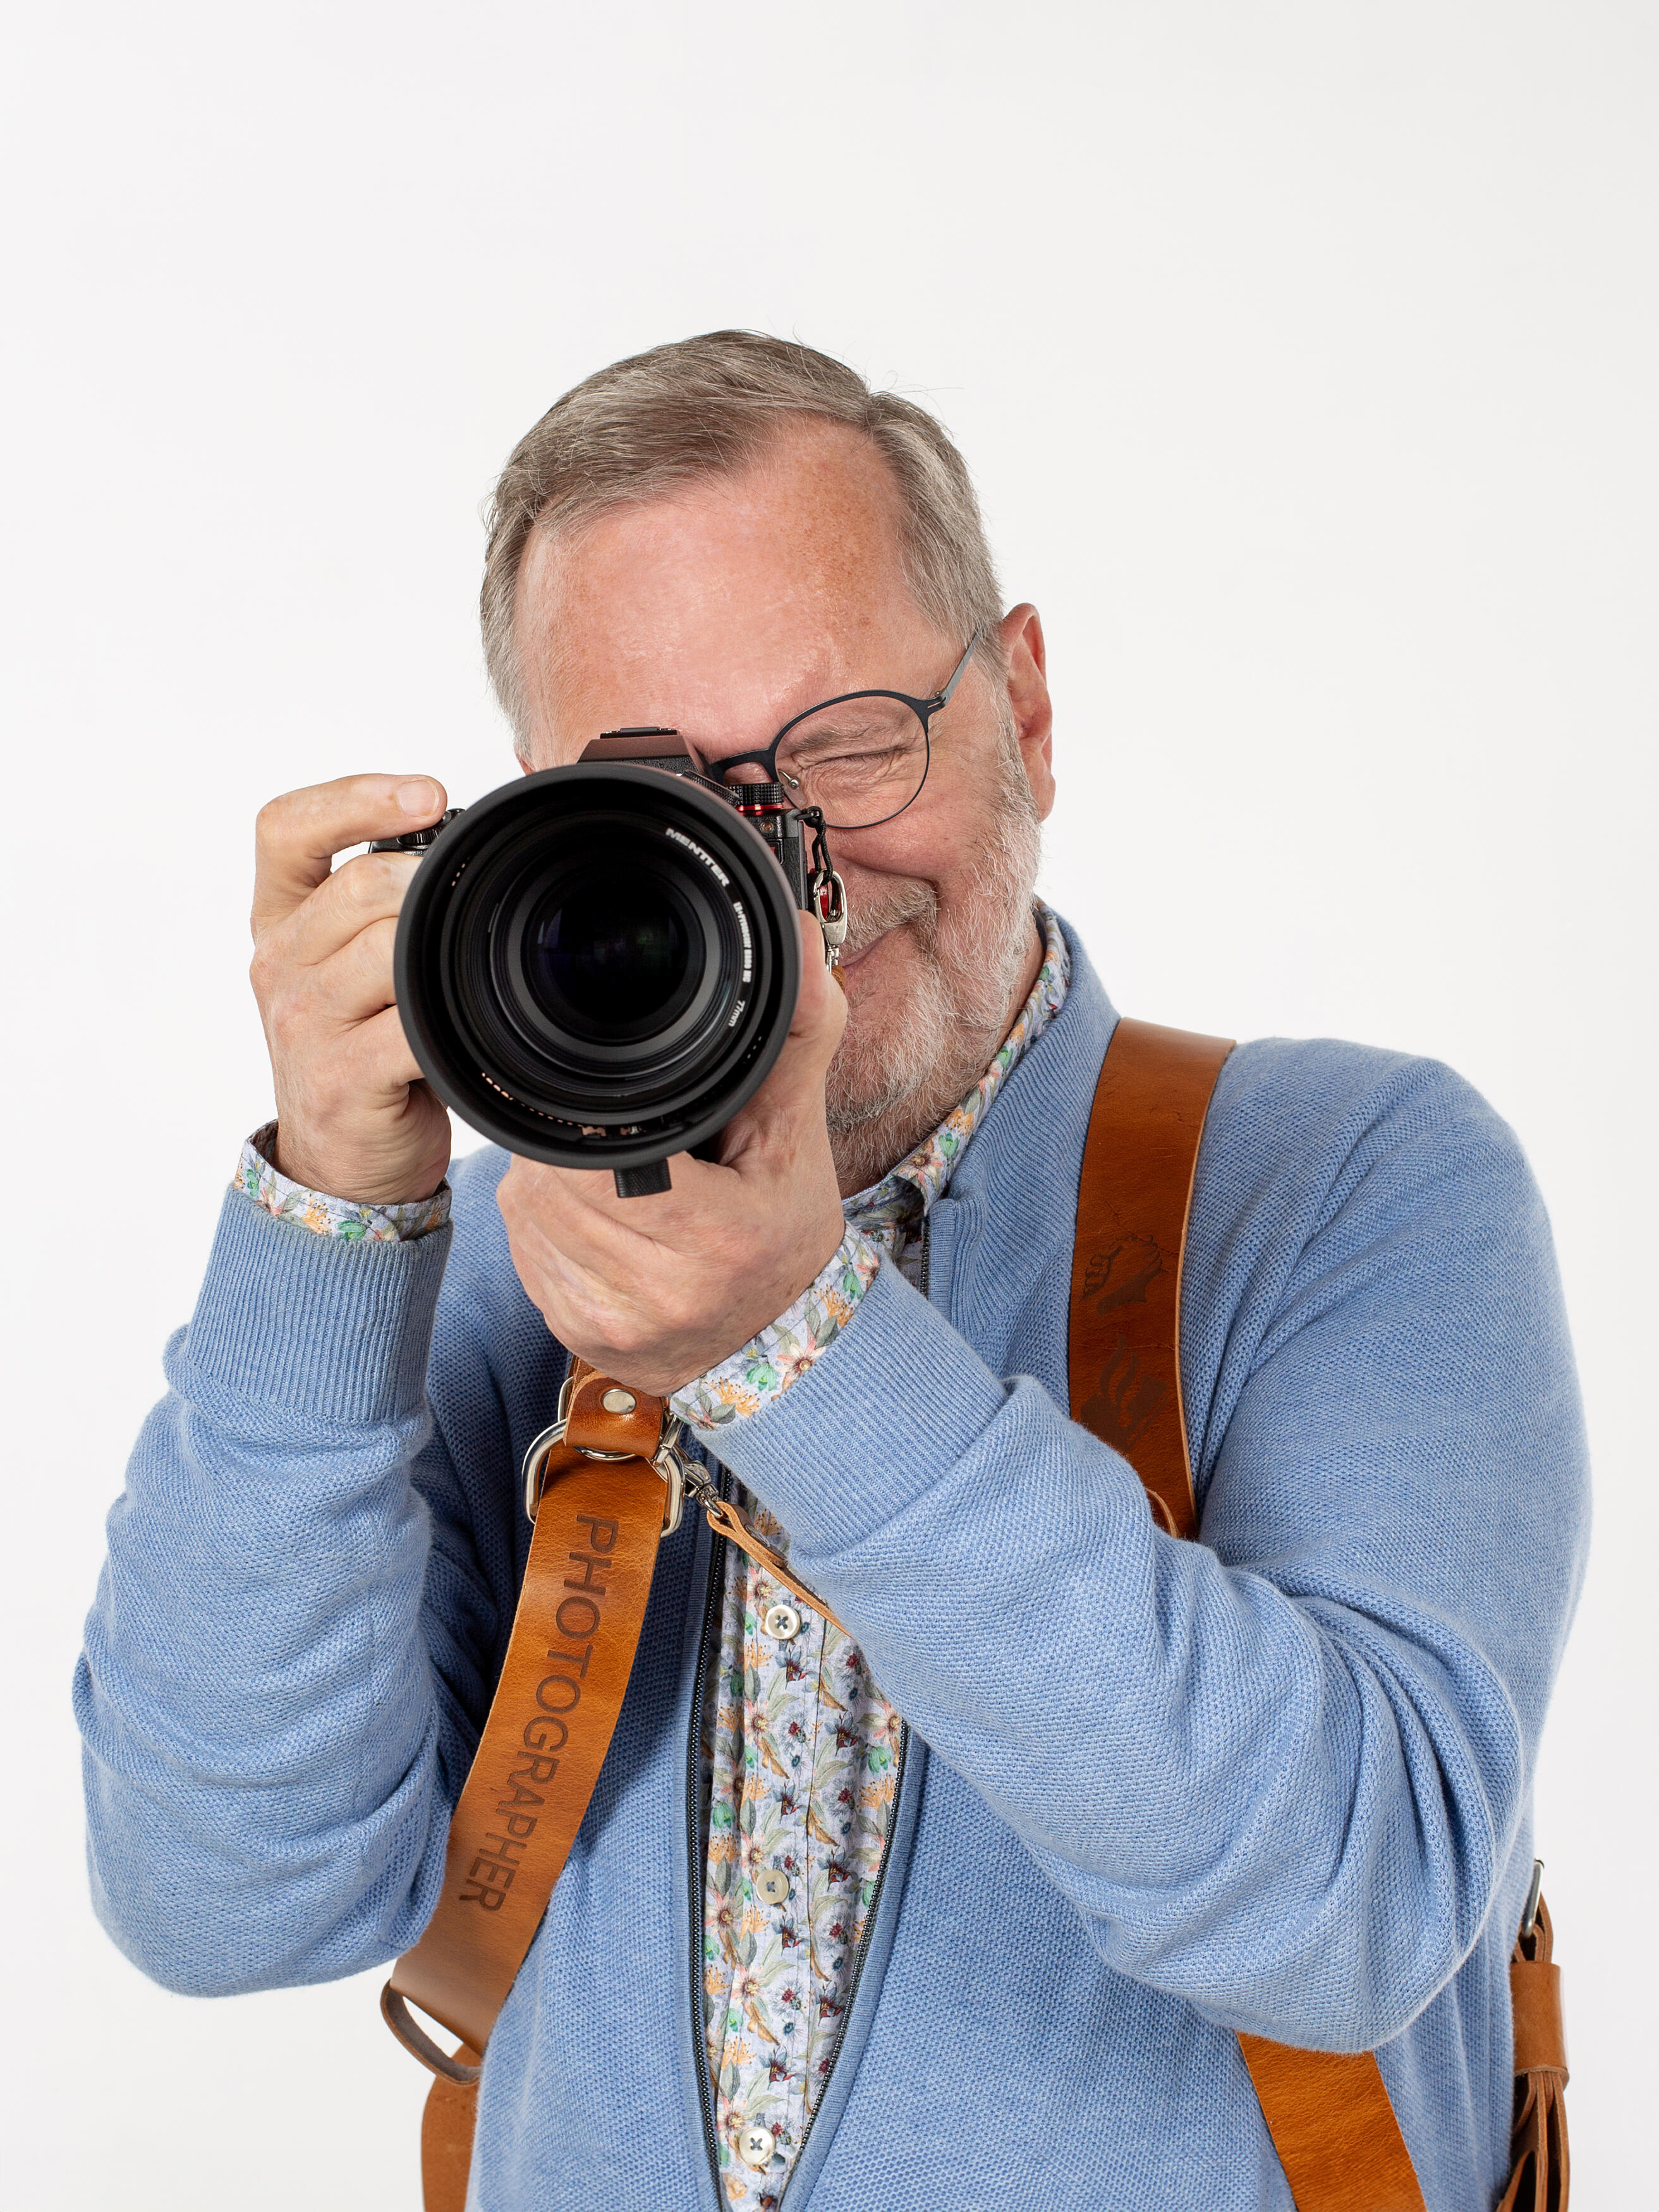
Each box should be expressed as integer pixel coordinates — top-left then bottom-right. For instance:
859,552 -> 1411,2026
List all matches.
382,1016 -> 1568,2212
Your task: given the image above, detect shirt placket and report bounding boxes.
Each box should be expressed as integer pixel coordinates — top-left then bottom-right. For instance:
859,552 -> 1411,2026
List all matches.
714,1540 -> 827,2203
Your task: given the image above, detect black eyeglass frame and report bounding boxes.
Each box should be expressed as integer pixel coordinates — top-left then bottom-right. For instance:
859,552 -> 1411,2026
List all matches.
693,631 -> 982,831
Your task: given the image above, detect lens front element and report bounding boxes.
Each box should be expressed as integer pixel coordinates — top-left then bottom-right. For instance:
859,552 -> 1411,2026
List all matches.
528,872 -> 691,1033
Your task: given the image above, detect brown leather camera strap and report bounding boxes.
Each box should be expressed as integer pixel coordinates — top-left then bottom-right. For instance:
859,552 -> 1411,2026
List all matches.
1071,1016 -> 1427,2212
1073,1015 -> 1567,2212
382,1359 -> 672,2207
1498,1893 -> 1571,2212
383,1357 -> 847,2208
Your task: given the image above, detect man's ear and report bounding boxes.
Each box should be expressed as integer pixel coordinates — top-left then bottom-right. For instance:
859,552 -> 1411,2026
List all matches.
998,604 -> 1055,820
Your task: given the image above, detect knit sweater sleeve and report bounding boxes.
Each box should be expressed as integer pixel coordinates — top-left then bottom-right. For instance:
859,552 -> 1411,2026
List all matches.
700,1045 -> 1591,2053
73,1182 -> 513,1995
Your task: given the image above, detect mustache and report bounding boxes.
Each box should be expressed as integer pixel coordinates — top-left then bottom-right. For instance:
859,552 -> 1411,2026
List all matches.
839,876 -> 937,960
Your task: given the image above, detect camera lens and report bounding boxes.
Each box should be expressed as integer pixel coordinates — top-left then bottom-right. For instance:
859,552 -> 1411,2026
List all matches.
393,764 -> 803,1174
526,872 -> 691,1033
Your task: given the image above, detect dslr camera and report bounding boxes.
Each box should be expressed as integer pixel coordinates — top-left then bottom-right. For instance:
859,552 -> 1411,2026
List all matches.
375,732 -> 848,1197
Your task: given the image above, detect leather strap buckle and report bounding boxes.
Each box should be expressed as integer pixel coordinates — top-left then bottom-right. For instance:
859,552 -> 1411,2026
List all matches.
521,1375 -> 690,1536
380,1983 -> 482,2085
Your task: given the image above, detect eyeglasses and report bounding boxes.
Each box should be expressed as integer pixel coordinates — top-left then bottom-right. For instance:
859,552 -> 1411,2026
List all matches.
691,633 -> 981,831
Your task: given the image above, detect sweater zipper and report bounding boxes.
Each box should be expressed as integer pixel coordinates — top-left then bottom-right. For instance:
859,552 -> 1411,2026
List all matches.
778,1720 -> 910,2209
779,1209 -> 926,2203
688,1212 -> 930,2206
685,1465 -> 730,2206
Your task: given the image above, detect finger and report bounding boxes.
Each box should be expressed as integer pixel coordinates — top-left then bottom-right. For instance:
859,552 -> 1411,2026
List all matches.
497,1162 -> 660,1323
728,913 -> 848,1138
295,914 -> 401,1028
252,773 -> 446,936
277,849 -> 423,971
339,1000 -> 427,1097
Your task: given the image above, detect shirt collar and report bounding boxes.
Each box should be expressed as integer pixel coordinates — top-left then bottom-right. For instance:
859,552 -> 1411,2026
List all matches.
844,901 -> 1071,1235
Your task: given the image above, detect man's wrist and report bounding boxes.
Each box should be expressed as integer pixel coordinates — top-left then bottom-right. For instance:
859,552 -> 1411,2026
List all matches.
670,1224 -> 881,1435
232,1122 -> 453,1244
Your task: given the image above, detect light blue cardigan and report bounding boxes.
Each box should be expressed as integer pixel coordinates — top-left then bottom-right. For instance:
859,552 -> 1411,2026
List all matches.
76,930 -> 1589,2211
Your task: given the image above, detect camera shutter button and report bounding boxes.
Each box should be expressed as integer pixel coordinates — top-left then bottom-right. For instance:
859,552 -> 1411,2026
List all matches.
762,1601 -> 803,1641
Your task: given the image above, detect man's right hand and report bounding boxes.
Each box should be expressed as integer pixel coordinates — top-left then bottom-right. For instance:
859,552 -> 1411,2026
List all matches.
249,774 -> 453,1205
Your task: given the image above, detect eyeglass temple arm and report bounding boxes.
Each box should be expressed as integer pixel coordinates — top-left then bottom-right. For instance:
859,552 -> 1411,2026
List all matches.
930,629 -> 983,713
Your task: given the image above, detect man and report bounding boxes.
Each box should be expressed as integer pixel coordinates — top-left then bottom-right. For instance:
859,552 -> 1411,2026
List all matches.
78,332 -> 1588,2211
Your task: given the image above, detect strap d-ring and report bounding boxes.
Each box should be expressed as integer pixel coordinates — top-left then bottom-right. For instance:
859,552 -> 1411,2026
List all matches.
522,1390 -> 689,1535
380,1983 -> 482,2085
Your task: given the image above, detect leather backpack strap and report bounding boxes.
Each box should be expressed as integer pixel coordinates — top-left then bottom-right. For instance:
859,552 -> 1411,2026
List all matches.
1071,1018 -> 1429,2212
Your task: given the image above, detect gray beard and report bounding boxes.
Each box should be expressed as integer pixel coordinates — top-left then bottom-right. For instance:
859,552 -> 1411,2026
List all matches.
825,742 -> 1044,1195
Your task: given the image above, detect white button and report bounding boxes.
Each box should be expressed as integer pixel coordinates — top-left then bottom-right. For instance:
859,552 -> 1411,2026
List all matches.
738,2122 -> 775,2170
763,1601 -> 803,1640
755,1866 -> 790,1905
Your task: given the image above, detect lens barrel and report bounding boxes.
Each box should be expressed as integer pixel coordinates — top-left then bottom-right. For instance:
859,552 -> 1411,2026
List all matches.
394,764 -> 803,1174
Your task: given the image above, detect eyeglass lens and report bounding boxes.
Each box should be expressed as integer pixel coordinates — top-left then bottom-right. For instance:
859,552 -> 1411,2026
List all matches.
717,695 -> 929,830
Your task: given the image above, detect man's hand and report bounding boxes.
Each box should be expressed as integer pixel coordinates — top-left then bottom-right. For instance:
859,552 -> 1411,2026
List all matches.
497,915 -> 849,1399
249,774 -> 453,1204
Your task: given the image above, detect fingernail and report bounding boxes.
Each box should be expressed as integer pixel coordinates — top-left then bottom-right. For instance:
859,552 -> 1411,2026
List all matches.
397,779 -> 438,816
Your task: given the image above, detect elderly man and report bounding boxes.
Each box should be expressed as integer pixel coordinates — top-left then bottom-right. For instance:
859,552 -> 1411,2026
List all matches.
78,332 -> 1586,2211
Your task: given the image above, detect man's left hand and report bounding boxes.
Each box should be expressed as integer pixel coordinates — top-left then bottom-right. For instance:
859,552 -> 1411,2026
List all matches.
497,913 -> 849,1400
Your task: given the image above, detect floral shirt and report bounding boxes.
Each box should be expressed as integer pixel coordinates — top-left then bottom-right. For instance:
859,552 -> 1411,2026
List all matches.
228,906 -> 1070,2206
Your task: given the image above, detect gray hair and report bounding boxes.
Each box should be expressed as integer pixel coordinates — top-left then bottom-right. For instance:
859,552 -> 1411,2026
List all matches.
480,331 -> 1004,738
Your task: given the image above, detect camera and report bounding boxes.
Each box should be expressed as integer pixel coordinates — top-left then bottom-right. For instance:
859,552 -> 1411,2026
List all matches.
374,732 -> 846,1196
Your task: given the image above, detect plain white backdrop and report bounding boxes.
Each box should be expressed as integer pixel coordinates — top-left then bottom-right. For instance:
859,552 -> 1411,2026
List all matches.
2,3 -> 1653,2204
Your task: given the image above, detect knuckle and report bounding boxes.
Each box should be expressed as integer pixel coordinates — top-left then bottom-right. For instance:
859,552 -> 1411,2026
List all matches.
339,851 -> 403,911
265,993 -> 308,1053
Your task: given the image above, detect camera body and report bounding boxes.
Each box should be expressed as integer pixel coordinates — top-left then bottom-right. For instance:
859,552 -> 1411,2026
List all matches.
374,734 -> 844,1196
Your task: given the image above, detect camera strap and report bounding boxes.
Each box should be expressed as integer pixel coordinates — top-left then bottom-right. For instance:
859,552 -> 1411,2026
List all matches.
380,1359 -> 848,2211
384,1019 -> 1569,2212
1071,1016 -> 1568,2212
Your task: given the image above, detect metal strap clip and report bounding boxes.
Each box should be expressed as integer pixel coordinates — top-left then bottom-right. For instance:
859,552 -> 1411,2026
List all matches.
1521,1857 -> 1545,1941
521,1373 -> 690,1535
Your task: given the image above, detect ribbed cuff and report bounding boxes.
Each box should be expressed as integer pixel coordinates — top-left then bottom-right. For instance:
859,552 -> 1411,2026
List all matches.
179,1184 -> 453,1426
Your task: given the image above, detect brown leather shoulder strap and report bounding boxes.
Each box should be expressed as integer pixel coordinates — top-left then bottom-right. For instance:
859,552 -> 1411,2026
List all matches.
1069,1016 -> 1430,2212
382,1361 -> 676,2208
1069,1016 -> 1232,1537
385,1361 -> 672,2063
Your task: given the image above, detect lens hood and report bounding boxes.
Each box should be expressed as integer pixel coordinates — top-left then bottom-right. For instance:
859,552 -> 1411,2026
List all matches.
394,763 -> 803,1174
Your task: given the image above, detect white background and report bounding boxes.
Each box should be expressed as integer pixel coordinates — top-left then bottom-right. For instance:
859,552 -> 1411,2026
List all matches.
2,4 -> 1653,2204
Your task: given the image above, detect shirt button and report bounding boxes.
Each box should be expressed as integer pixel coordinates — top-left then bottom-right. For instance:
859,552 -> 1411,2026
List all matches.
763,1601 -> 803,1640
738,2122 -> 775,2170
755,1867 -> 791,1905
